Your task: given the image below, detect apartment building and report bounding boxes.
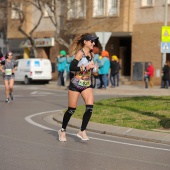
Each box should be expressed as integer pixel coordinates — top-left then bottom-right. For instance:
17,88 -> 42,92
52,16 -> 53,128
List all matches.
7,0 -> 170,84
132,0 -> 170,85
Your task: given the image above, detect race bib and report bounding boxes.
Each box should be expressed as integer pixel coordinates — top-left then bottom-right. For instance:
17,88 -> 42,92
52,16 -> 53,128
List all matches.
5,69 -> 12,75
78,79 -> 91,87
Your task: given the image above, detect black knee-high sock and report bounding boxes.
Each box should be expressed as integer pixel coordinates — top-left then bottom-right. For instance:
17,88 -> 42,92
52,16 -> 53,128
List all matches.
81,105 -> 93,131
62,107 -> 76,130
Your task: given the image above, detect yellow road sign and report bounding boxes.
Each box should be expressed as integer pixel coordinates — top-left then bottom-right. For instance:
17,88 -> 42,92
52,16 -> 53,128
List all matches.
162,26 -> 170,42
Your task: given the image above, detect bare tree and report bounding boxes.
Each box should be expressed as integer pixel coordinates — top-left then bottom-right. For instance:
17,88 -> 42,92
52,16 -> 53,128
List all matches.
8,0 -> 122,53
45,0 -> 70,48
9,0 -> 47,57
8,0 -> 70,56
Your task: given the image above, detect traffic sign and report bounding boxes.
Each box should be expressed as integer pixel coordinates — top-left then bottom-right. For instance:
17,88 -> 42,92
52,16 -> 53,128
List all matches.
95,32 -> 112,50
161,42 -> 170,53
161,26 -> 170,42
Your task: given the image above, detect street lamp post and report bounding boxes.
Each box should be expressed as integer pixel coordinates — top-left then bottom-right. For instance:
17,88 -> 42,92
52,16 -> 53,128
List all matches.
162,0 -> 168,67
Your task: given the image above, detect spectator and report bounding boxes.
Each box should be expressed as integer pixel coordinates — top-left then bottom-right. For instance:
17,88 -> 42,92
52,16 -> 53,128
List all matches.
144,71 -> 149,88
147,62 -> 154,88
97,55 -> 103,88
66,55 -> 74,86
110,55 -> 121,87
92,47 -> 100,88
98,51 -> 110,89
57,50 -> 67,86
116,58 -> 121,87
161,62 -> 170,89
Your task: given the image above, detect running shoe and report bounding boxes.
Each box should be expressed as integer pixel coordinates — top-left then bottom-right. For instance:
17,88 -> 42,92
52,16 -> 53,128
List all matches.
58,129 -> 67,142
5,98 -> 10,103
77,131 -> 89,141
10,94 -> 13,100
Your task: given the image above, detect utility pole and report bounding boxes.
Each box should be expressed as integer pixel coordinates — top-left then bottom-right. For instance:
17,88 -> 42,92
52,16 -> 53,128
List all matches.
162,0 -> 168,67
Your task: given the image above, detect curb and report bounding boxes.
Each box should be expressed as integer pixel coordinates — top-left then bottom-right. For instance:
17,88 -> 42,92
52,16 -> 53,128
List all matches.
53,111 -> 170,145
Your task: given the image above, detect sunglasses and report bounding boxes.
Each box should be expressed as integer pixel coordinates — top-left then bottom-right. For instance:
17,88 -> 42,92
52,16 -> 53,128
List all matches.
89,40 -> 95,43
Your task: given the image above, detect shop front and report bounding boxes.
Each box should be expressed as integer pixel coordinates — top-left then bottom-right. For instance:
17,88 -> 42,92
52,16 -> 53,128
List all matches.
20,38 -> 55,59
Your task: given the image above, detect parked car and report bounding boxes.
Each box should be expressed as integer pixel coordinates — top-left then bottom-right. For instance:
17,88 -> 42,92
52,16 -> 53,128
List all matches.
14,58 -> 52,84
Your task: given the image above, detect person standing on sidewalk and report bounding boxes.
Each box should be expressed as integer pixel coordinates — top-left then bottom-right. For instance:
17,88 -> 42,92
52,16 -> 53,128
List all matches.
147,62 -> 154,88
110,55 -> 119,88
98,51 -> 110,89
66,55 -> 74,86
92,47 -> 100,88
58,33 -> 98,142
0,52 -> 17,103
161,62 -> 170,89
57,50 -> 67,86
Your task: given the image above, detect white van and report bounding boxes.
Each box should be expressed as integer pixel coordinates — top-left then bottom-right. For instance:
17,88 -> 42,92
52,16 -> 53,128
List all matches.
15,58 -> 52,84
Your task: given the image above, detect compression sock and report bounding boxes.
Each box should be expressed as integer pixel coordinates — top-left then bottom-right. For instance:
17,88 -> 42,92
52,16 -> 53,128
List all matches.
81,105 -> 93,131
62,107 -> 76,130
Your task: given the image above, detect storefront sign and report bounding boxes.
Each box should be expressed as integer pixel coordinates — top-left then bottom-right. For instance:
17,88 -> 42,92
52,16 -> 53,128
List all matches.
20,38 -> 55,48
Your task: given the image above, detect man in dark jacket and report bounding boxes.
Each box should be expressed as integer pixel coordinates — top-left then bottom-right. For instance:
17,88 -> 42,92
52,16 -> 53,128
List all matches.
110,55 -> 120,87
161,62 -> 170,89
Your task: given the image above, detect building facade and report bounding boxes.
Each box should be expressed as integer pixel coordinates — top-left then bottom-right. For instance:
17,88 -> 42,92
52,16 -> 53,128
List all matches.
7,0 -> 170,84
132,0 -> 170,85
0,0 -> 7,54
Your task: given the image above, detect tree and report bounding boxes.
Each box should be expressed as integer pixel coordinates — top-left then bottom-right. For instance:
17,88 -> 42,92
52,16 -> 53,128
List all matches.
8,0 -> 50,57
44,0 -> 70,48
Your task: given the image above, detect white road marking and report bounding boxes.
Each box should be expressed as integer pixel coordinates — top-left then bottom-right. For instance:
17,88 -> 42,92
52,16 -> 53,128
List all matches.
31,91 -> 52,95
30,95 -> 46,97
31,91 -> 38,94
25,110 -> 170,152
25,110 -> 57,131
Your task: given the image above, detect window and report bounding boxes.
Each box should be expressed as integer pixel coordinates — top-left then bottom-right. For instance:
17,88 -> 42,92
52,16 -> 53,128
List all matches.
141,0 -> 154,7
93,0 -> 119,17
107,0 -> 119,16
168,0 -> 170,4
93,0 -> 104,17
67,0 -> 86,19
11,3 -> 22,19
77,0 -> 86,18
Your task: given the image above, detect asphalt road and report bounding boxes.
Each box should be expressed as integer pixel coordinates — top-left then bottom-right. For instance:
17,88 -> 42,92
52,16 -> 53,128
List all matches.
0,83 -> 170,170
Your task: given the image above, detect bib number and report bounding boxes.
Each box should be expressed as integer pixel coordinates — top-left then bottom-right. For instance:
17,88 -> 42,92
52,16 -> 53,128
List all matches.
78,80 -> 90,87
5,69 -> 12,75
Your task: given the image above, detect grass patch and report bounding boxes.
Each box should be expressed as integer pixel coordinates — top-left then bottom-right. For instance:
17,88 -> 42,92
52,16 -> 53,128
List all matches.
72,96 -> 170,130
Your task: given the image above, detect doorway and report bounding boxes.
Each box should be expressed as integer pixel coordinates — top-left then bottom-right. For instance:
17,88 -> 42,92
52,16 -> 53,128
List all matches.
119,37 -> 131,76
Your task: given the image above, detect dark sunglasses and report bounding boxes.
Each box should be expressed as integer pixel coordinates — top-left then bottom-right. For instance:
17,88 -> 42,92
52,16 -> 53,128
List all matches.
89,40 -> 95,43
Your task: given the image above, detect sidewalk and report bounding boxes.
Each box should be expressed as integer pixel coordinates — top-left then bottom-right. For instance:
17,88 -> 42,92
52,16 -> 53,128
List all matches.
47,82 -> 170,144
46,81 -> 170,96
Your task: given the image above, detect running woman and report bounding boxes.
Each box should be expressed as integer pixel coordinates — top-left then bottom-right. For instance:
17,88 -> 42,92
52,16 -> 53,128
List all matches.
0,52 -> 17,103
58,33 -> 98,142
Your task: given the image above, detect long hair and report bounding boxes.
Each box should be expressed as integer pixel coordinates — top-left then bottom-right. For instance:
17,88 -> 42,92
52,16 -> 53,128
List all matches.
69,33 -> 90,56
